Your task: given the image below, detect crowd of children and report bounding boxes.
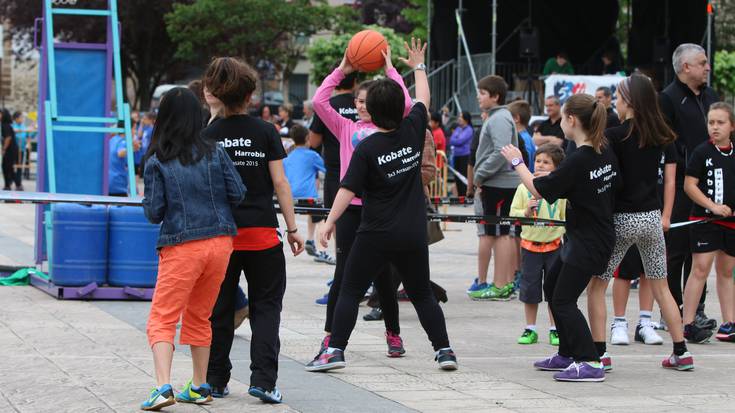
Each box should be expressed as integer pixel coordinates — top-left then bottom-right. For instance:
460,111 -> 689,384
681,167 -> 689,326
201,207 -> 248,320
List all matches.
134,40 -> 735,410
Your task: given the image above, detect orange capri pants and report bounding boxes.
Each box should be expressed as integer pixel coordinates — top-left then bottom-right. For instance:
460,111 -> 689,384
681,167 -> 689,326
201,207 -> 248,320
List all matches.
146,235 -> 233,348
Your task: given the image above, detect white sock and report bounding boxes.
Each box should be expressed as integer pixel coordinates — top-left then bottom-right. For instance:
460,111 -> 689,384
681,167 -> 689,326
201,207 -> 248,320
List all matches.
549,326 -> 557,332
614,316 -> 626,323
526,325 -> 537,331
639,310 -> 653,325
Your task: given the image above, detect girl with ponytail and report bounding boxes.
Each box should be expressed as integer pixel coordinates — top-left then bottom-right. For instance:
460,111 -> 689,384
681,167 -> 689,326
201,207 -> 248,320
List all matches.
500,93 -> 620,382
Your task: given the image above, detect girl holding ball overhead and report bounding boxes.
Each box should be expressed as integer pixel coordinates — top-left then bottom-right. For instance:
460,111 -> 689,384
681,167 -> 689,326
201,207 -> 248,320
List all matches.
308,39 -> 458,373
305,31 -> 414,369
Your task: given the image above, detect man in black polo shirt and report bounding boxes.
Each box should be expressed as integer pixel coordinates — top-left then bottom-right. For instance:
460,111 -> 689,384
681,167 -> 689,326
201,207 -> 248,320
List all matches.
659,43 -> 719,330
533,96 -> 565,148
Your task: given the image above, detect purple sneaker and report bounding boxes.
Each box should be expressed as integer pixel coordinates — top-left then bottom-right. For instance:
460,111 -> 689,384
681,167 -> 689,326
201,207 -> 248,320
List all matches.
533,353 -> 573,371
553,362 -> 605,382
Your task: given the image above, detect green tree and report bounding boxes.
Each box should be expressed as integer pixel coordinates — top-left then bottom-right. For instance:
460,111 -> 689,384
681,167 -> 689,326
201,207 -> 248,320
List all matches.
401,0 -> 429,41
713,0 -> 735,51
0,0 -> 190,110
165,0 -> 344,96
714,50 -> 735,98
306,25 -> 408,84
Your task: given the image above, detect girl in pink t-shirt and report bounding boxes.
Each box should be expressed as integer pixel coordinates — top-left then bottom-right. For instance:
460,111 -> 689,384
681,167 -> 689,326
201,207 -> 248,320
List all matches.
307,47 -> 413,366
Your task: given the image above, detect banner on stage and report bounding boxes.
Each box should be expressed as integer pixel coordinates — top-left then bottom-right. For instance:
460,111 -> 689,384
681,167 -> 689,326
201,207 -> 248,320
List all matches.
544,74 -> 626,106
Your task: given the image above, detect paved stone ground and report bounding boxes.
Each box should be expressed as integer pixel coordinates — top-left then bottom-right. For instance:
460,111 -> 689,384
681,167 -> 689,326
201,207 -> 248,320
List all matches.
1,185 -> 734,412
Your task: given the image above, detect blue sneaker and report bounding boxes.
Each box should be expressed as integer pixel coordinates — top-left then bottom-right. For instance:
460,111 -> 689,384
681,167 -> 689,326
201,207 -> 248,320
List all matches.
466,278 -> 488,293
513,270 -> 522,291
315,293 -> 329,305
175,380 -> 212,404
211,385 -> 229,398
140,384 -> 175,411
248,386 -> 283,403
305,240 -> 318,256
716,322 -> 735,342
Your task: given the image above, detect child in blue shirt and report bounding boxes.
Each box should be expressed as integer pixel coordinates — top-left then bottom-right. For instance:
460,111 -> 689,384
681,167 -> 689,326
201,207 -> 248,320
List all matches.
508,100 -> 536,172
284,124 -> 325,198
109,126 -> 130,196
283,124 -> 334,264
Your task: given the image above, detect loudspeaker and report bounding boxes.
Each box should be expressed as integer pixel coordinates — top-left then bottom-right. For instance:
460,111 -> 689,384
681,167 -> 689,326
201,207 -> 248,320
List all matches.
653,37 -> 670,63
519,27 -> 539,59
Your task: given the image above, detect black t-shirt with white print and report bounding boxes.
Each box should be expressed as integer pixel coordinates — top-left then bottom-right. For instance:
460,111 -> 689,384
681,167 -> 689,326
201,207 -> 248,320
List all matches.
534,145 -> 620,273
310,93 -> 359,173
685,140 -> 735,218
657,143 -> 678,203
340,103 -> 428,249
203,115 -> 287,228
606,119 -> 665,213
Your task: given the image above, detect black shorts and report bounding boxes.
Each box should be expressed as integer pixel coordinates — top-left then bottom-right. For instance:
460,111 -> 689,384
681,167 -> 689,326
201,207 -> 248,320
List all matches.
614,245 -> 643,280
480,186 -> 519,236
690,223 -> 735,257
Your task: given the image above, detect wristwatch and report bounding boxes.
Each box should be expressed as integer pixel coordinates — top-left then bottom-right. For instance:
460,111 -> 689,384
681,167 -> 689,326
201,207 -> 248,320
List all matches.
511,157 -> 524,169
415,63 -> 427,71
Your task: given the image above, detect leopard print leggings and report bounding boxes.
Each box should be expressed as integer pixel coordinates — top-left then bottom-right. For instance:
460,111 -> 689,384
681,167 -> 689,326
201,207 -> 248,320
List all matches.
598,210 -> 667,280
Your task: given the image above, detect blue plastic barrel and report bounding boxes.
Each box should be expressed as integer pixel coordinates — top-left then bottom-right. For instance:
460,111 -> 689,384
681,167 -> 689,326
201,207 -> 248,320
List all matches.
51,204 -> 109,286
107,206 -> 160,287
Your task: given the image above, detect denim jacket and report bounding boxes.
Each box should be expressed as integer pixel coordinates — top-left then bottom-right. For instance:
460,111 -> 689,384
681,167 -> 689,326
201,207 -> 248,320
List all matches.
143,146 -> 246,248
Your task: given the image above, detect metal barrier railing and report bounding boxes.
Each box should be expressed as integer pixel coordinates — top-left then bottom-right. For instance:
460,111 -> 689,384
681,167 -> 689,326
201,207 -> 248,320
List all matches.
430,150 -> 450,230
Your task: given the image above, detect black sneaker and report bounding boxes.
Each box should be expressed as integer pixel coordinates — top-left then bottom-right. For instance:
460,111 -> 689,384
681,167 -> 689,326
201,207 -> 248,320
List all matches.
684,322 -> 714,344
305,349 -> 346,372
211,385 -> 229,398
695,305 -> 717,330
363,307 -> 383,321
435,348 -> 458,371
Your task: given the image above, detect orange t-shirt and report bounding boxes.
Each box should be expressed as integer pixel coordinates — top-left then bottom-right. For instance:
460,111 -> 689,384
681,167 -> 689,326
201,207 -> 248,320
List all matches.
232,227 -> 281,251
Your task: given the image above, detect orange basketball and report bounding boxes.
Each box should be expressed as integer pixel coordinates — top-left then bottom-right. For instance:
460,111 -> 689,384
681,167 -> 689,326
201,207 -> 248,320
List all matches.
347,30 -> 388,72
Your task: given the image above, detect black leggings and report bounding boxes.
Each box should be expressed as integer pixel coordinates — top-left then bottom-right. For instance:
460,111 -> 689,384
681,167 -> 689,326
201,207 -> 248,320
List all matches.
453,155 -> 469,196
2,152 -> 17,189
207,245 -> 286,390
666,187 -> 705,308
325,207 -> 400,334
543,258 -> 599,362
329,234 -> 450,351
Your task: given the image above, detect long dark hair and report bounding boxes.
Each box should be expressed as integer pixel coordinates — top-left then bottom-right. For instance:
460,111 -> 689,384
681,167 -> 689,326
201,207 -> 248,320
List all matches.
617,74 -> 676,148
145,87 -> 213,165
460,111 -> 472,126
0,109 -> 12,138
0,108 -> 11,126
